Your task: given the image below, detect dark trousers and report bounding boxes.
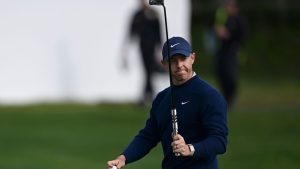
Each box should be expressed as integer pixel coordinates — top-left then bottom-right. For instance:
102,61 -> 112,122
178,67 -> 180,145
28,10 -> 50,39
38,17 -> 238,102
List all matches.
216,48 -> 238,107
140,45 -> 156,103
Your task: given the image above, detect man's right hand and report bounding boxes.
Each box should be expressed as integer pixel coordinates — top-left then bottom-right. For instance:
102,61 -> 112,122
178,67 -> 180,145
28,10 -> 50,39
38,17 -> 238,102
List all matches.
107,155 -> 126,169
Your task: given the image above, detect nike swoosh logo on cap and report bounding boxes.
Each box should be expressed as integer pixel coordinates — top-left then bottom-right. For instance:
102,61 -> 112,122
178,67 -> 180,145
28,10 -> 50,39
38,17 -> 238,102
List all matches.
181,101 -> 190,105
170,43 -> 180,48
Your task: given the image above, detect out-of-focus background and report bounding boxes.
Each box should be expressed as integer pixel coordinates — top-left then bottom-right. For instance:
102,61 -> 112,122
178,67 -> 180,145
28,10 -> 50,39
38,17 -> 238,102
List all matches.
0,0 -> 299,169
0,0 -> 189,104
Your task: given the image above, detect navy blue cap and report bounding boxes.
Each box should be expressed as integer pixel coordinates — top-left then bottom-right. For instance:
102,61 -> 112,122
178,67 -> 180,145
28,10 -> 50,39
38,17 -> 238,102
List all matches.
162,37 -> 192,61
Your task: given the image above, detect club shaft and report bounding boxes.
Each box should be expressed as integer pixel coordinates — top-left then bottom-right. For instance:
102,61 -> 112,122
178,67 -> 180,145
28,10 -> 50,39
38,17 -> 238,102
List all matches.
162,4 -> 180,156
151,2 -> 180,156
162,4 -> 175,110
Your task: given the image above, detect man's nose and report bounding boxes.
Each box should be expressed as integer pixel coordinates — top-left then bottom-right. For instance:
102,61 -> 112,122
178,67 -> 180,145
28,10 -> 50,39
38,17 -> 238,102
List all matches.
176,60 -> 184,68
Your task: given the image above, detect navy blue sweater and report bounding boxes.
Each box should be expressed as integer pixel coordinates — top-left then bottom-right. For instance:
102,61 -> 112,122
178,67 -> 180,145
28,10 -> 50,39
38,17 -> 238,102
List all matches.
123,75 -> 228,169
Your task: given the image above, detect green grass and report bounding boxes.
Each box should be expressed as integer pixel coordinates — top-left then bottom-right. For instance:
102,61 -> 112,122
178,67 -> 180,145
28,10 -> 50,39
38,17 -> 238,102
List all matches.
0,77 -> 299,169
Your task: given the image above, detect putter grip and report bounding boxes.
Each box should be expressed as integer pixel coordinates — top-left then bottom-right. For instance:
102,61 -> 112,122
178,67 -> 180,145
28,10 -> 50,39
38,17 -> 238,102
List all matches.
171,109 -> 180,156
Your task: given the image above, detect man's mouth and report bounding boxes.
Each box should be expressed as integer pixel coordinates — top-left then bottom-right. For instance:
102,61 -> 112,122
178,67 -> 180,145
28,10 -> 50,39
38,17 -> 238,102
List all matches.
176,70 -> 186,74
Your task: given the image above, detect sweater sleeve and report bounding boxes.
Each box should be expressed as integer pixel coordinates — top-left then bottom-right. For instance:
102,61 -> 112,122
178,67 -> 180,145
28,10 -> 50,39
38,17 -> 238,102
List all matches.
122,103 -> 160,164
193,91 -> 228,160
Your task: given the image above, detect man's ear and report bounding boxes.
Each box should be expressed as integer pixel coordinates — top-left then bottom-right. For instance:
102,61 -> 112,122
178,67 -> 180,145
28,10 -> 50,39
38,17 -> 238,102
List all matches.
191,53 -> 196,64
161,60 -> 169,70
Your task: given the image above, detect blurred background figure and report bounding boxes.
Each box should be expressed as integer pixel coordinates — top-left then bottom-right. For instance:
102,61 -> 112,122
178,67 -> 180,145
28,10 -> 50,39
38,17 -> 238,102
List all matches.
122,0 -> 164,107
214,0 -> 247,108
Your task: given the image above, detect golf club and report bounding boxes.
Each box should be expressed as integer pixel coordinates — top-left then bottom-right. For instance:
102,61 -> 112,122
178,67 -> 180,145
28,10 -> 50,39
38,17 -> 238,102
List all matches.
149,0 -> 180,156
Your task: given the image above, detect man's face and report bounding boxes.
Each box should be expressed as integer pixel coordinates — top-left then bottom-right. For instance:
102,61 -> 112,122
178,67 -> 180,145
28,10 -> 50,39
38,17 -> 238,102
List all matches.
162,53 -> 195,85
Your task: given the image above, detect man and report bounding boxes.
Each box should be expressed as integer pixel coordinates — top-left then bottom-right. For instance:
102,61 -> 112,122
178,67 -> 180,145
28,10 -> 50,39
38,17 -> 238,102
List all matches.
108,37 -> 228,169
126,0 -> 162,106
214,0 -> 247,107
